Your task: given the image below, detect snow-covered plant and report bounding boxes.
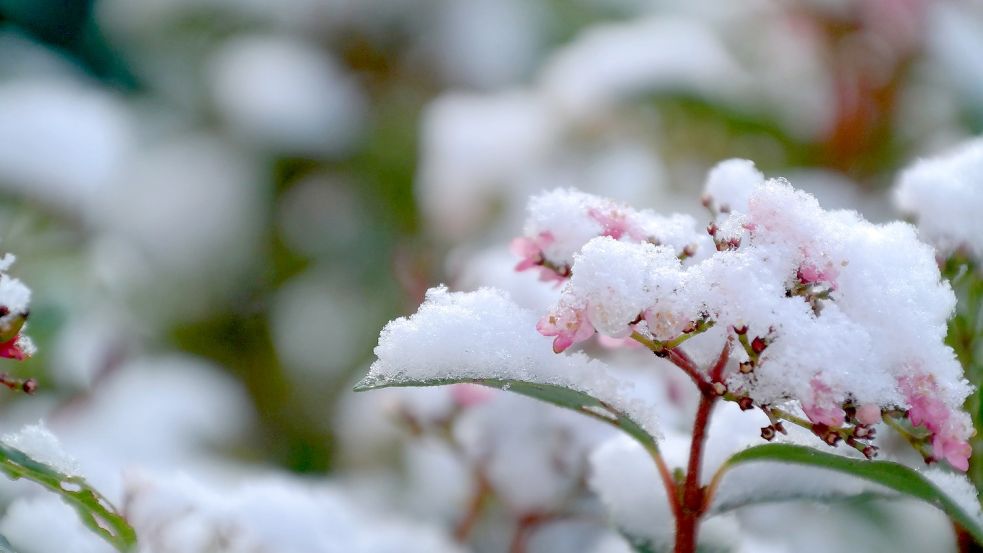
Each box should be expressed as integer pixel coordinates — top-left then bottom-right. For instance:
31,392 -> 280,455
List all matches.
0,256 -> 136,551
896,138 -> 983,488
359,159 -> 983,552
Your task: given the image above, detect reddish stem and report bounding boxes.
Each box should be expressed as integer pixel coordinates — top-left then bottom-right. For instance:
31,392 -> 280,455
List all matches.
509,514 -> 550,553
454,471 -> 491,542
675,342 -> 731,553
666,348 -> 709,391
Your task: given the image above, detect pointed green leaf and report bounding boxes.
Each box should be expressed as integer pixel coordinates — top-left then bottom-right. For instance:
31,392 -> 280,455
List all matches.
355,376 -> 659,452
713,443 -> 983,544
0,443 -> 137,552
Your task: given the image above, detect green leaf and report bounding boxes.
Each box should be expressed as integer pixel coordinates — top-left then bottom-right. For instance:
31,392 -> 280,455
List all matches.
354,376 -> 659,452
0,443 -> 137,552
713,443 -> 983,544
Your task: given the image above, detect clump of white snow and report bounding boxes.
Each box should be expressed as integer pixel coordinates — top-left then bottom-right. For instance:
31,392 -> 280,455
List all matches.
362,286 -> 661,440
895,137 -> 983,261
2,423 -> 81,477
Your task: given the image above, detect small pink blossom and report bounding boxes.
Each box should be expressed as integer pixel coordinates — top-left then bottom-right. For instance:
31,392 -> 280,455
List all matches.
0,335 -> 29,361
587,207 -> 634,240
933,430 -> 973,471
855,403 -> 882,426
537,302 -> 595,353
511,232 -> 569,283
802,378 -> 846,427
900,373 -> 973,471
797,260 -> 840,290
902,374 -> 950,429
510,232 -> 553,272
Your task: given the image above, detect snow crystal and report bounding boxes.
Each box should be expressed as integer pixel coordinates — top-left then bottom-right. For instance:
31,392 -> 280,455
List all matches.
363,286 -> 661,439
2,423 -> 81,477
895,137 -> 983,260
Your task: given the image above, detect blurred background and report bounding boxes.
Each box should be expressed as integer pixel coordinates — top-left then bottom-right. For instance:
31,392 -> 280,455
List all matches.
0,0 -> 981,551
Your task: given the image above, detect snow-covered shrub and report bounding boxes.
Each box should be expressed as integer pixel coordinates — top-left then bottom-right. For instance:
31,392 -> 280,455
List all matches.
361,159 -> 983,552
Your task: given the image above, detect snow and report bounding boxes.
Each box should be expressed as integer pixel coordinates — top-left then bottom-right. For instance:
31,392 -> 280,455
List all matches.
362,285 -> 662,440
895,137 -> 983,260
1,423 -> 81,477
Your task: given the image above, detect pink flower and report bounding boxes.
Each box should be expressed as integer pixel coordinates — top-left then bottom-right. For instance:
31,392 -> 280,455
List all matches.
511,232 -> 568,283
537,302 -> 595,353
0,335 -> 29,361
797,260 -> 840,290
900,373 -> 974,471
902,374 -> 950,429
855,403 -> 882,426
933,431 -> 973,471
510,233 -> 549,272
802,377 -> 846,427
587,207 -> 644,241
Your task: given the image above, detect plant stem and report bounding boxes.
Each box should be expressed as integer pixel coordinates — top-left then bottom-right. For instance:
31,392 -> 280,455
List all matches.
453,471 -> 491,542
630,331 -> 708,390
675,342 -> 731,553
509,514 -> 549,553
676,391 -> 714,553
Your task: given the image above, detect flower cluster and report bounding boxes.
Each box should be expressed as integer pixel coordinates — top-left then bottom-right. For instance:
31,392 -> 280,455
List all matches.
515,160 -> 973,470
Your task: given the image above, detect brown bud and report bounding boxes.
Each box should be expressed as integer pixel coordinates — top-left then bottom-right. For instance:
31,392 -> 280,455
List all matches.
733,325 -> 748,335
21,378 -> 36,394
761,426 -> 776,441
853,425 -> 871,439
862,446 -> 878,459
739,361 -> 754,374
682,244 -> 696,258
719,204 -> 731,214
711,381 -> 727,396
701,194 -> 713,209
707,223 -> 718,236
774,422 -> 787,434
823,431 -> 841,446
738,396 -> 754,411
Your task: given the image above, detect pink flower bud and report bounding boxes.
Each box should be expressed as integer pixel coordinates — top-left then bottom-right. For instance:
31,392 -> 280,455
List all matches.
536,303 -> 595,354
855,404 -> 881,426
